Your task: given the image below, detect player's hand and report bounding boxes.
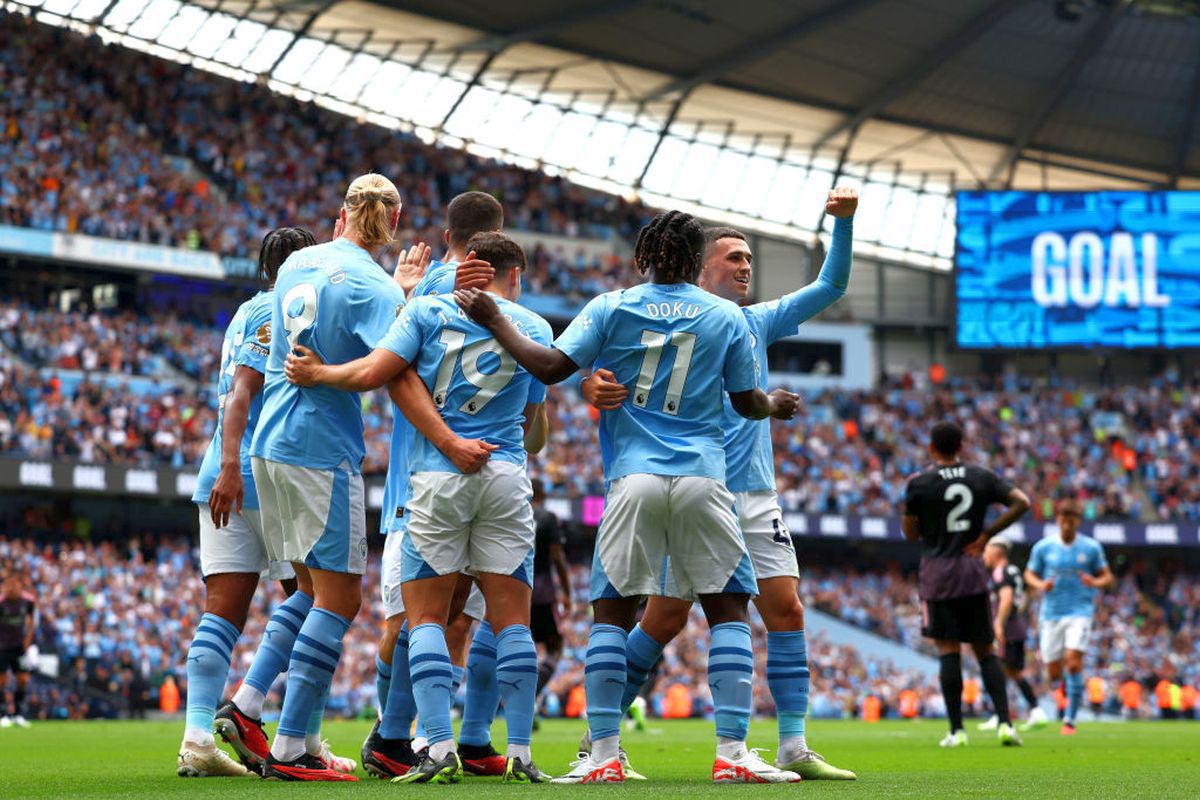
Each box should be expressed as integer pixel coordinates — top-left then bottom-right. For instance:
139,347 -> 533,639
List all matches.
826,186 -> 858,218
208,468 -> 244,529
394,242 -> 432,293
558,590 -> 574,618
454,287 -> 501,326
993,624 -> 1005,651
963,534 -> 988,557
581,369 -> 628,410
453,250 -> 494,291
768,388 -> 800,420
442,436 -> 498,474
1079,572 -> 1100,588
285,344 -> 325,387
1041,577 -> 1055,593
332,215 -> 345,240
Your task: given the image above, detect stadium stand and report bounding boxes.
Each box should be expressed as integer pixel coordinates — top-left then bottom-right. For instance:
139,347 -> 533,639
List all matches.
1,534 -> 1195,723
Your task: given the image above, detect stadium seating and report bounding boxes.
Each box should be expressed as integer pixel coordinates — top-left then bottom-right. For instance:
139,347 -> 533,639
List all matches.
2,534 -> 1193,723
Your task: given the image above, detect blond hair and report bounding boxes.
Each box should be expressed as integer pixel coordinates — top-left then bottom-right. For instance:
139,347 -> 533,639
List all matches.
344,174 -> 401,248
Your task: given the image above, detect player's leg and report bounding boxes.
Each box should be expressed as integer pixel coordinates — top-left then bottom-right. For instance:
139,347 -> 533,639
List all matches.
179,503 -> 262,777
12,664 -> 30,727
969,636 -> 1019,746
933,638 -> 968,745
256,459 -> 364,781
458,584 -> 507,776
672,478 -> 798,783
555,474 -> 666,784
1062,645 -> 1087,732
1006,645 -> 1047,728
391,470 -> 474,784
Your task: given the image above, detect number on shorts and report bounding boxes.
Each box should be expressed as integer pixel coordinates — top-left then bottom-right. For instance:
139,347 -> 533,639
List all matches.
432,329 -> 517,415
772,517 -> 793,548
281,283 -> 318,350
633,330 -> 696,415
944,483 -> 973,532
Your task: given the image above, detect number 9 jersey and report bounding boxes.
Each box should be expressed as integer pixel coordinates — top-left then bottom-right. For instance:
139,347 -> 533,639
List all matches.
251,238 -> 407,472
554,282 -> 757,483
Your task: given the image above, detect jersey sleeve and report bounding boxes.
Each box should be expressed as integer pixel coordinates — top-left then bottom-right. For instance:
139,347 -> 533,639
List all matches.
1028,541 -> 1046,577
351,279 -> 407,350
1089,540 -> 1109,573
376,301 -> 423,364
412,262 -> 455,298
989,470 -> 1016,504
903,476 -> 922,515
553,293 -> 609,369
722,308 -> 757,393
757,217 -> 853,344
234,302 -> 272,374
1002,564 -> 1020,590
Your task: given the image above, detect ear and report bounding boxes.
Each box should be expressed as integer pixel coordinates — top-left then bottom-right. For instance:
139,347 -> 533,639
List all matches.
390,207 -> 402,229
444,229 -> 451,246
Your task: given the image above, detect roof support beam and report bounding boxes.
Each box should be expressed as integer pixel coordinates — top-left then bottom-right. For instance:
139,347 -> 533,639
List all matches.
1170,52 -> 1200,187
812,0 -> 1015,150
264,0 -> 335,75
642,0 -> 877,102
459,0 -> 643,55
633,92 -> 689,191
987,0 -> 1130,187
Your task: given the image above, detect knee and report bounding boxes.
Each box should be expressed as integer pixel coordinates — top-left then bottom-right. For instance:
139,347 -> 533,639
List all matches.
700,593 -> 750,627
761,598 -> 805,632
641,607 -> 689,644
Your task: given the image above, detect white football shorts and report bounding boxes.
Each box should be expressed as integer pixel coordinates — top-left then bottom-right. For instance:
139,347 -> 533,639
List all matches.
1039,615 -> 1093,663
592,474 -> 757,601
251,457 -> 367,575
401,461 -> 535,586
381,529 -> 486,620
197,503 -> 295,581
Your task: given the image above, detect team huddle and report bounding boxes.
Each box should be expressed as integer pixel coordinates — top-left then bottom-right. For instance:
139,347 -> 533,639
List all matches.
172,171 -> 1109,785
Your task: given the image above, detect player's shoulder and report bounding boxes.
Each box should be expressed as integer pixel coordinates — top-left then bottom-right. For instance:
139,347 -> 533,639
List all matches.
241,290 -> 274,324
905,466 -> 938,488
501,299 -> 551,338
1004,563 -> 1022,579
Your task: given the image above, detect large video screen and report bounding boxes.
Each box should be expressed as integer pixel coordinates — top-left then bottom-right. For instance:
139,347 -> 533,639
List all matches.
955,191 -> 1200,349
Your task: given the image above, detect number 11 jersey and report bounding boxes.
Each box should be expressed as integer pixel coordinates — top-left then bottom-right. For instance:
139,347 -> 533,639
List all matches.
554,282 -> 757,484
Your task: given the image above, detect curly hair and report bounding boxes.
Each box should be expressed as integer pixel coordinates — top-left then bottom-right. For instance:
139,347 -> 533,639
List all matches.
258,226 -> 316,283
634,210 -> 705,283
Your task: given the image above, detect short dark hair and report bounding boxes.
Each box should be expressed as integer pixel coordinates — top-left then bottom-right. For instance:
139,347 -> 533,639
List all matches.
447,191 -> 504,246
259,227 -> 316,282
703,226 -> 746,252
465,231 -> 525,277
634,210 -> 705,283
930,421 -> 963,457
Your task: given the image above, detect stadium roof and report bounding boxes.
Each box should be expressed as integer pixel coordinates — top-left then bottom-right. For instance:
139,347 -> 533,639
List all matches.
18,0 -> 1200,265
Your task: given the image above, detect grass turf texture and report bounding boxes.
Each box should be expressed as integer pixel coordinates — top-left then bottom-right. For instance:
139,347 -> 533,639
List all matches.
1,718 -> 1198,798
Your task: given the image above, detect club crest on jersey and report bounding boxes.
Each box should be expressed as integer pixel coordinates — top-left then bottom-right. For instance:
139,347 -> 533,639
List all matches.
256,323 -> 271,345
395,303 -> 404,318
1077,554 -> 1086,564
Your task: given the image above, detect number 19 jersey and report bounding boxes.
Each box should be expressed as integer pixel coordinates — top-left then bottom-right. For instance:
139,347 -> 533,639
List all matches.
554,282 -> 757,483
251,238 -> 406,473
378,293 -> 551,473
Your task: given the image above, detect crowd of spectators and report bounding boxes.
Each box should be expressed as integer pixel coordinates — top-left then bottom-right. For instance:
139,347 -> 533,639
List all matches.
0,11 -> 649,280
2,533 -> 1196,724
8,288 -> 1200,522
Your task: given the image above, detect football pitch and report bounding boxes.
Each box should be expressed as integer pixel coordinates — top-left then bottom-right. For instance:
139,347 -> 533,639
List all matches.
1,718 -> 1198,799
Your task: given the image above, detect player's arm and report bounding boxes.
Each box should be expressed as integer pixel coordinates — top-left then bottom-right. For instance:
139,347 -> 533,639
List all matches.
728,388 -> 784,420
454,288 -> 579,384
551,528 -> 573,616
982,487 -> 1031,540
523,402 -> 548,454
761,189 -> 857,343
286,346 -> 407,391
993,585 -> 1014,648
1024,546 -> 1053,593
901,514 -> 922,542
23,603 -> 35,651
208,364 -> 264,528
1080,563 -> 1115,590
387,369 -> 496,474
580,369 -> 628,410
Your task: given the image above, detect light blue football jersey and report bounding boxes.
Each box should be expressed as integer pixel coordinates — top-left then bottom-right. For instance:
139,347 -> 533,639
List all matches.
724,217 -> 853,492
379,411 -> 413,534
554,282 -> 757,483
378,293 -> 551,473
1028,534 -> 1108,620
193,291 -> 273,509
251,238 -> 406,472
411,258 -> 456,297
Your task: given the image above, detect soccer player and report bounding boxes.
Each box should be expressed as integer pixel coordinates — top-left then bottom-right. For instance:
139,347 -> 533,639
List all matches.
247,174 -> 409,781
286,231 -> 553,783
578,189 -> 858,780
902,421 -> 1030,748
1024,497 -> 1114,736
0,572 -> 35,729
178,226 -> 317,778
529,481 -> 572,715
979,538 -> 1049,731
454,210 -> 795,783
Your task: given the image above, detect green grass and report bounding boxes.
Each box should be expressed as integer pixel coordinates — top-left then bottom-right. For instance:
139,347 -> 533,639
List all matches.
1,717 -> 1198,799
